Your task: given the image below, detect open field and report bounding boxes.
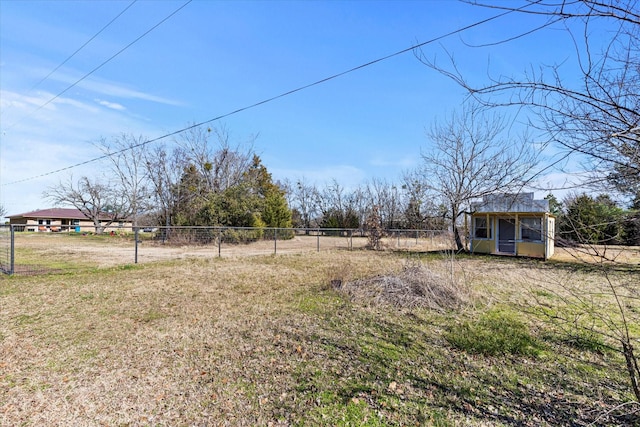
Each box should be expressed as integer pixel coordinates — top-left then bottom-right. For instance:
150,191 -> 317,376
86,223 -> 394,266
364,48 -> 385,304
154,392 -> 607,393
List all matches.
1,239 -> 639,425
7,232 -> 453,273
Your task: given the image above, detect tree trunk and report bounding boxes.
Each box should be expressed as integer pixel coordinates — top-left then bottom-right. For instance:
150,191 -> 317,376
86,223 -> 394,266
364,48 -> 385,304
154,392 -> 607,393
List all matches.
453,223 -> 464,252
451,204 -> 465,252
623,341 -> 640,402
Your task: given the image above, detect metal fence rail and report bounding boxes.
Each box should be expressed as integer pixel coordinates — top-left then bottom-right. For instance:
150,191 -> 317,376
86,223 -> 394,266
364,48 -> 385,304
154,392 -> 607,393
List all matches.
2,226 -> 453,276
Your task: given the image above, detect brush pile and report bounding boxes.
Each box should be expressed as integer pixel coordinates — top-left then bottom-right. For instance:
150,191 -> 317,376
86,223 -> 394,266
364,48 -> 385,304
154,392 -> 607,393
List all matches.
337,262 -> 471,312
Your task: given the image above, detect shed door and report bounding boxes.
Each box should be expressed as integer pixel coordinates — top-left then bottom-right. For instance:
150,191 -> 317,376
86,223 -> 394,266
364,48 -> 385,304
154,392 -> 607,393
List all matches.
498,218 -> 516,254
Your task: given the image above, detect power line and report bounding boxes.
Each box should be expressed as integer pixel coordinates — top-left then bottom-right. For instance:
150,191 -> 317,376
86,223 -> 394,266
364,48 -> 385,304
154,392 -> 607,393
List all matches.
2,0 -> 191,131
3,4 -> 526,186
27,1 -> 138,95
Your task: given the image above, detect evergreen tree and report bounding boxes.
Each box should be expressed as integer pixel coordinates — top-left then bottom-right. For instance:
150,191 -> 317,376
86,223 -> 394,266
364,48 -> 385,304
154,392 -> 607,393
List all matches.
560,194 -> 625,244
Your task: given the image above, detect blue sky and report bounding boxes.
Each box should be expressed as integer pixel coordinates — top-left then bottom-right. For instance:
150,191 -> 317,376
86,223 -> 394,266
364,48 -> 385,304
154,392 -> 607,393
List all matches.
0,0 -> 600,217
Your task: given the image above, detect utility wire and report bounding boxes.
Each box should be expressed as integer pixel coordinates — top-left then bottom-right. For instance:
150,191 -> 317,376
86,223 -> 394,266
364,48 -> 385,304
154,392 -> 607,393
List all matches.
27,1 -> 138,95
3,4 -> 527,186
2,0 -> 191,131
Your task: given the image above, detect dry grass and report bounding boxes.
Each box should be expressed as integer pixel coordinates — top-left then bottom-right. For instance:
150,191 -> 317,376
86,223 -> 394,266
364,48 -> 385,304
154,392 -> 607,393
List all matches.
1,243 -> 639,425
553,244 -> 640,264
0,252 -> 397,426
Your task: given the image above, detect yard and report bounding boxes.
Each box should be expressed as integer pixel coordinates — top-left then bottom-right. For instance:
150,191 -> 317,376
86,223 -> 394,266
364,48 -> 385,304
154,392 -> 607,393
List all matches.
1,237 -> 639,426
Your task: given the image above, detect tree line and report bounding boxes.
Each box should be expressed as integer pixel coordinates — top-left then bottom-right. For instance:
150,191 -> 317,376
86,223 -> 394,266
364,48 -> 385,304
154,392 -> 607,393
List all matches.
45,105 -> 638,249
46,125 -> 452,235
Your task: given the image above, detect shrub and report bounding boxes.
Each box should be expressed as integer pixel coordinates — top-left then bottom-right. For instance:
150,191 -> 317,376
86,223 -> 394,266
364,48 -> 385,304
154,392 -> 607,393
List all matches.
221,227 -> 264,244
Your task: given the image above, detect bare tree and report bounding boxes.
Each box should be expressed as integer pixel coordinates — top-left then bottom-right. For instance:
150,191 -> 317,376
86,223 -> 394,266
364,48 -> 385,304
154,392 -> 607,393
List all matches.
176,124 -> 255,193
98,133 -> 151,227
289,177 -> 319,230
315,179 -> 360,230
0,204 -> 6,219
142,125 -> 260,227
401,170 -> 447,230
365,178 -> 402,229
419,103 -> 539,251
46,176 -> 129,233
143,144 -> 185,227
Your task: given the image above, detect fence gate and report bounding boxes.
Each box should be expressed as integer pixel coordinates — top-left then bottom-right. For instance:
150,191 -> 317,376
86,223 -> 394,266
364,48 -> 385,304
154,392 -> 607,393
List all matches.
0,225 -> 14,275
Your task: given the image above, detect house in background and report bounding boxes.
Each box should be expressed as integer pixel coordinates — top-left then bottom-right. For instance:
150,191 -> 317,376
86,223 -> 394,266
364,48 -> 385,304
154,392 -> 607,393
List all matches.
7,208 -> 131,233
470,193 -> 555,260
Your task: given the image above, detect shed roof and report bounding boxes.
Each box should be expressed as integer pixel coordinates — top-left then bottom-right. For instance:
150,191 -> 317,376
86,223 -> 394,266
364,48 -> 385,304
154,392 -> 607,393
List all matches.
471,193 -> 549,213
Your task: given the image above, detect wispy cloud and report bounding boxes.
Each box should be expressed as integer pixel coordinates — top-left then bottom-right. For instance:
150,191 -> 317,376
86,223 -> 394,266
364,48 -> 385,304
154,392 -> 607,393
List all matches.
76,76 -> 183,106
95,99 -> 126,111
7,63 -> 184,107
0,88 -> 163,215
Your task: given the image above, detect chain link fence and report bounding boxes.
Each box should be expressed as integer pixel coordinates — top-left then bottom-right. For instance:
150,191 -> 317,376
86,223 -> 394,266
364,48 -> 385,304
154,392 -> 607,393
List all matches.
0,225 -> 14,275
1,226 -> 453,276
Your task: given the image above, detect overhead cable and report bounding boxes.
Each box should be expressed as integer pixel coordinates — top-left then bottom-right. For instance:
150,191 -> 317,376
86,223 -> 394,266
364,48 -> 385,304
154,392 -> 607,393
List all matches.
27,1 -> 138,94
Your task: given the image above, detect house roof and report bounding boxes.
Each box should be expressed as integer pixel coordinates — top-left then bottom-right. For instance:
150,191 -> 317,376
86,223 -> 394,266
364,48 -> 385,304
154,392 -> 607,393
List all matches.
8,208 -> 93,220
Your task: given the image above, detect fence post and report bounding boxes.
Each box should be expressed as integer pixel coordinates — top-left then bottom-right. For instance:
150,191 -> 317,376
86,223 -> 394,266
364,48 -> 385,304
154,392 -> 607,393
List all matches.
10,225 -> 15,275
317,228 -> 320,252
349,229 -> 353,250
274,228 -> 277,255
218,228 -> 222,257
134,227 -> 139,264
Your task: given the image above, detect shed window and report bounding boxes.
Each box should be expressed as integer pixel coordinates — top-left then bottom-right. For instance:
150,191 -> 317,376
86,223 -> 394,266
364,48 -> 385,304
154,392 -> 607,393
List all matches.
474,217 -> 491,239
521,217 -> 542,242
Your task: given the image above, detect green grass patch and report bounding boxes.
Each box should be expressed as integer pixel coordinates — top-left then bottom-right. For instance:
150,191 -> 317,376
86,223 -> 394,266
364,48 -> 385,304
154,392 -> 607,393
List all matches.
531,289 -> 555,299
297,291 -> 342,315
304,397 -> 387,426
444,308 -> 544,356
